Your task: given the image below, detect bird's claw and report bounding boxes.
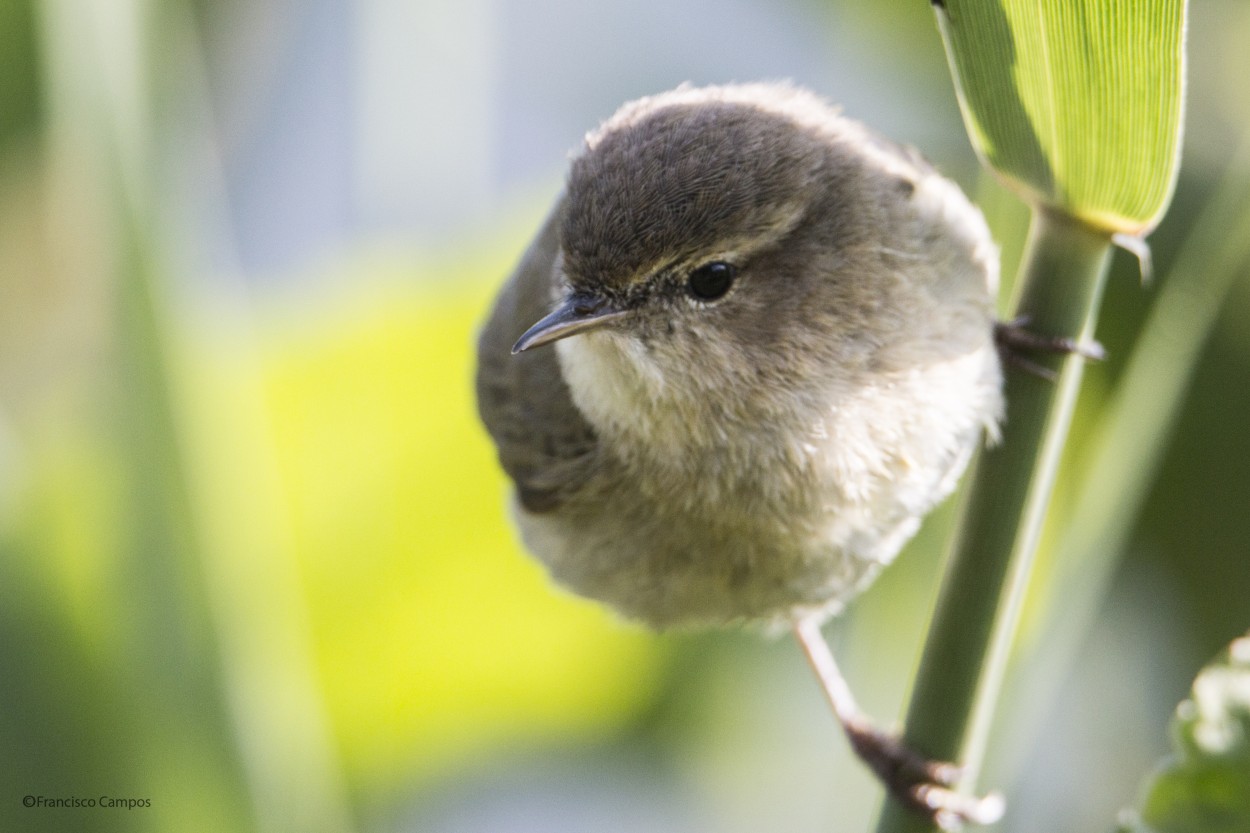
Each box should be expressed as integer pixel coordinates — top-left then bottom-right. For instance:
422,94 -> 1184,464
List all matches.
916,784 -> 1006,831
843,720 -> 1004,830
994,315 -> 1105,381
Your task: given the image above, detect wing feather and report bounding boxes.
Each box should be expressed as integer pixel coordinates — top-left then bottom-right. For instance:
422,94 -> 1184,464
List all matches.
475,198 -> 599,512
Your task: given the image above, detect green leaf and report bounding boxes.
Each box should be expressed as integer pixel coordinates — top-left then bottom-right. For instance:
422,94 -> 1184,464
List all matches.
1120,633 -> 1250,833
935,0 -> 1187,235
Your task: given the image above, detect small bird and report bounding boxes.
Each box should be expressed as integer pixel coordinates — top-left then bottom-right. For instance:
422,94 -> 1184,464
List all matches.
476,82 -> 1005,828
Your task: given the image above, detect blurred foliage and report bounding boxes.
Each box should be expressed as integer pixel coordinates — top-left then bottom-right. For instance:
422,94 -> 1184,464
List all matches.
0,0 -> 41,144
0,235 -> 666,832
1120,633 -> 1250,833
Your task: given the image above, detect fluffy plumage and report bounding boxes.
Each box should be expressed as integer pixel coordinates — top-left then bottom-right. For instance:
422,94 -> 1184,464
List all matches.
476,82 -> 1002,629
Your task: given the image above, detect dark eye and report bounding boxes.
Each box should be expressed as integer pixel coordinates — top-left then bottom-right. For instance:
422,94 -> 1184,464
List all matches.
687,261 -> 736,301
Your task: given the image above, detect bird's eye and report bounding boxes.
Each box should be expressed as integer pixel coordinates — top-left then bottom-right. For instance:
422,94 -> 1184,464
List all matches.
687,261 -> 736,301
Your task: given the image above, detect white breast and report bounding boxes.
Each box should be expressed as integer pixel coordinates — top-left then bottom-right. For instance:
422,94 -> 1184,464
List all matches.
529,325 -> 1001,628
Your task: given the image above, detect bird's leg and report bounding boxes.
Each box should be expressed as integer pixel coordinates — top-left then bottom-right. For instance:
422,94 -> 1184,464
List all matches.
792,618 -> 1004,831
994,316 -> 1106,381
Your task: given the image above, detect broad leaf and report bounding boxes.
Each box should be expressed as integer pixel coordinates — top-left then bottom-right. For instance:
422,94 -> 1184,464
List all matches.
935,0 -> 1186,235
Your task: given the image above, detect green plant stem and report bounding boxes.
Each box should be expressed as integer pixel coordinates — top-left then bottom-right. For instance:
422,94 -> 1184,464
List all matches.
999,134 -> 1250,783
874,208 -> 1113,833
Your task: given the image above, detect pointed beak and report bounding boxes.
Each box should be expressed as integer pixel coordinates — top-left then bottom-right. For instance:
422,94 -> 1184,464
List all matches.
512,293 -> 629,354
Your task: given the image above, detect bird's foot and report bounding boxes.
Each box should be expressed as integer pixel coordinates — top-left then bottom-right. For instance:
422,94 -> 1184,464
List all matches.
994,316 -> 1105,381
843,719 -> 1005,831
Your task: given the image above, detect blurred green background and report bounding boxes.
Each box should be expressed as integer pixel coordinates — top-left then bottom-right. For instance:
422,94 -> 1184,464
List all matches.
1,1 -> 1247,832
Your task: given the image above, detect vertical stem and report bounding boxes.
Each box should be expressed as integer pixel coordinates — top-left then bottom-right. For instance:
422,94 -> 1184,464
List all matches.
999,136 -> 1250,782
875,208 -> 1112,833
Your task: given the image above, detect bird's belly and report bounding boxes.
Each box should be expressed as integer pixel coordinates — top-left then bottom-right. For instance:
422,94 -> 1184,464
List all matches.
513,455 -> 921,629
517,343 -> 998,629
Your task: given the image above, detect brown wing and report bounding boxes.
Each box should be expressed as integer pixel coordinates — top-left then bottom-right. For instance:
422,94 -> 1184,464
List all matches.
475,197 -> 599,512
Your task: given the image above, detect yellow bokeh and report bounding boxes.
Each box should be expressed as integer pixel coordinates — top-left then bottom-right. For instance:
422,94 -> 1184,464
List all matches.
256,261 -> 667,792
